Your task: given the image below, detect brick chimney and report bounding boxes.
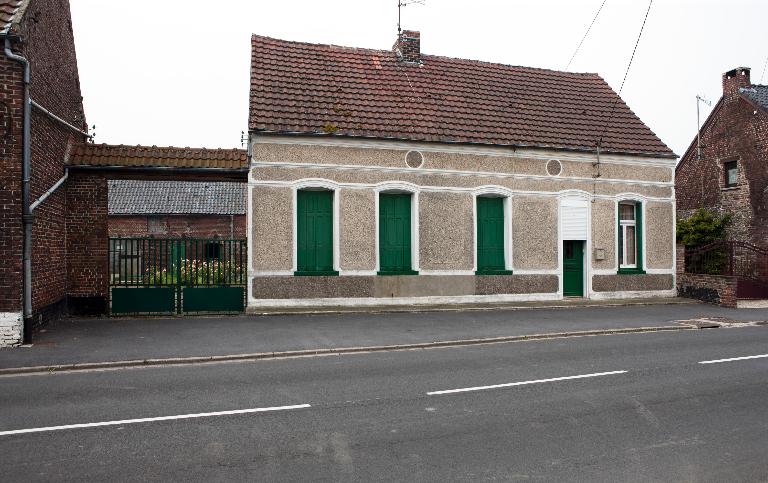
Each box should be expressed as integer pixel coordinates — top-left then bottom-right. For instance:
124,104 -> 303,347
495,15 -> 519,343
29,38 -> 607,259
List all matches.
393,30 -> 421,63
722,67 -> 751,96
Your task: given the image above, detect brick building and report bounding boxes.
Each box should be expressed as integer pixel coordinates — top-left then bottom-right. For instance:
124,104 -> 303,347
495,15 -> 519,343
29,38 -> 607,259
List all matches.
65,143 -> 248,318
108,179 -> 246,239
1,0 -> 89,346
248,32 -> 678,310
676,67 -> 768,246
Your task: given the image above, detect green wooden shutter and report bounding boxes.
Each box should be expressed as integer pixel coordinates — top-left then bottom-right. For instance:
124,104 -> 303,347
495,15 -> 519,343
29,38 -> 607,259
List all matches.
296,190 -> 337,275
378,194 -> 417,275
476,197 -> 510,274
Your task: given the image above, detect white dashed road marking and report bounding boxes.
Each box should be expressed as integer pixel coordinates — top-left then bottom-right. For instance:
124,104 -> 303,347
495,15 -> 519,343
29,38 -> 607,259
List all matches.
0,404 -> 311,437
699,354 -> 768,365
426,370 -> 628,396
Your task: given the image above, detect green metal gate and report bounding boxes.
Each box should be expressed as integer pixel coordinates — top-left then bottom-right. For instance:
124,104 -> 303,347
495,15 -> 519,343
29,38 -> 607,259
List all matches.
109,238 -> 247,315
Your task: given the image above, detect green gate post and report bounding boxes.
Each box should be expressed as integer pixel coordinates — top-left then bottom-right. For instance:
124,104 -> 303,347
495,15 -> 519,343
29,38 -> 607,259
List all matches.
176,239 -> 182,314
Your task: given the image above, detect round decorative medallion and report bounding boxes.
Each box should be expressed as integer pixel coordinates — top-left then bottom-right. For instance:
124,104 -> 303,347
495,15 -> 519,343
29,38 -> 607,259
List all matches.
546,159 -> 562,176
405,150 -> 424,169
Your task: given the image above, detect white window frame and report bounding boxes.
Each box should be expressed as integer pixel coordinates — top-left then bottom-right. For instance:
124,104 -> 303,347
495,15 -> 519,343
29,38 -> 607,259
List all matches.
619,202 -> 637,269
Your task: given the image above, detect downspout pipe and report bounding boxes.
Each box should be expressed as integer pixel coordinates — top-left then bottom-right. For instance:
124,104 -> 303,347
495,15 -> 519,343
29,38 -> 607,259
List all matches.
4,38 -> 32,344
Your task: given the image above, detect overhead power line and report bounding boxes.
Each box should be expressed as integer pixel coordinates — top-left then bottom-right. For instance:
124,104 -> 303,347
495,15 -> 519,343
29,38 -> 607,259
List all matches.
565,0 -> 608,71
760,55 -> 768,84
597,0 -> 654,147
592,0 -> 654,194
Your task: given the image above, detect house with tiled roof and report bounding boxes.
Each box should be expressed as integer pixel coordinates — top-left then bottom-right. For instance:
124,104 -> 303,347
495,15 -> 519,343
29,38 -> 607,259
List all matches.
247,30 -> 678,308
676,67 -> 768,246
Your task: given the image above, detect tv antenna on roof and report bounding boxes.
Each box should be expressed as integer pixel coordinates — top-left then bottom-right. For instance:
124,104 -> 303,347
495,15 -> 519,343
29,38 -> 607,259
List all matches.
696,95 -> 712,161
398,0 -> 425,34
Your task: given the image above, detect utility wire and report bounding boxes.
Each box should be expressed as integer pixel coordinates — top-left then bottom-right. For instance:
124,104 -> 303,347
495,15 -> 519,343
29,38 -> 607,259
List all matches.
565,0 -> 608,71
597,0 -> 654,147
760,55 -> 768,84
592,0 -> 653,197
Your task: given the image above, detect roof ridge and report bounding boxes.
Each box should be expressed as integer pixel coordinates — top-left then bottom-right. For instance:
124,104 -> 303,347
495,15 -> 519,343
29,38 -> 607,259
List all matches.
251,33 -> 599,77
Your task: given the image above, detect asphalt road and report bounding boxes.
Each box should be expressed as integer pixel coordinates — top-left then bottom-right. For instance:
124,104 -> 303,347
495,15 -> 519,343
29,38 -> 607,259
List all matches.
1,326 -> 767,482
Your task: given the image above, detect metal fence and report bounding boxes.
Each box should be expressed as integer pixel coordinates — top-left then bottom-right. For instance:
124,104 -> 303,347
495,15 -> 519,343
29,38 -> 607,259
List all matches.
685,241 -> 768,278
109,238 -> 247,314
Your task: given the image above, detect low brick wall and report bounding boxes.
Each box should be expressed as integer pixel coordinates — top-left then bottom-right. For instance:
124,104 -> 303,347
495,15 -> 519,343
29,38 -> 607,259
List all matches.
677,273 -> 738,308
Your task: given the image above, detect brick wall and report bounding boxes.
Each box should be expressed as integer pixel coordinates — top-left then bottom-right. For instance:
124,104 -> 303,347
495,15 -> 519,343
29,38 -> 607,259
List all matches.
0,54 -> 24,316
0,0 -> 87,337
25,0 -> 87,325
66,172 -> 108,315
676,68 -> 768,247
677,273 -> 738,308
109,215 -> 246,239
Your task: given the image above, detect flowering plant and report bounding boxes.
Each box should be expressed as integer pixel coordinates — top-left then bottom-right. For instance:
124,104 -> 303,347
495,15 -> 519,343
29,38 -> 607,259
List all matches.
144,258 -> 244,285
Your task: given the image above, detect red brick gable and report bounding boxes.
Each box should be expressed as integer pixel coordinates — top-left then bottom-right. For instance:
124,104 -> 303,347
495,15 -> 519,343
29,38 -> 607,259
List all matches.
249,35 -> 674,158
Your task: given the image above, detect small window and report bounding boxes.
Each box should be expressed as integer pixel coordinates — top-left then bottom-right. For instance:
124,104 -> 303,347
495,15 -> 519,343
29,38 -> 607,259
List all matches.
618,202 -> 643,272
724,161 -> 738,188
147,216 -> 166,235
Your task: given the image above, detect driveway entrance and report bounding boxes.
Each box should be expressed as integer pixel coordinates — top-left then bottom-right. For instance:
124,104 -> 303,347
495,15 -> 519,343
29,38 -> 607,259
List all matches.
109,238 -> 247,315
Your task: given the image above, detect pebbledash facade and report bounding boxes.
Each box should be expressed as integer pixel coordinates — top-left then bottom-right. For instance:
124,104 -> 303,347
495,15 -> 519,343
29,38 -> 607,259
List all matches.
247,32 -> 678,309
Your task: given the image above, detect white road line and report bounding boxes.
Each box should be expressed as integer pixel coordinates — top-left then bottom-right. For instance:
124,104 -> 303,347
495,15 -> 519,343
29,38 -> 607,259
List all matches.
699,354 -> 768,365
427,370 -> 628,396
0,404 -> 311,437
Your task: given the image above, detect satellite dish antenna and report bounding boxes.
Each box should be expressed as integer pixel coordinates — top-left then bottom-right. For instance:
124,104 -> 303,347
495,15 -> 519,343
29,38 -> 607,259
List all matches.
398,0 -> 425,34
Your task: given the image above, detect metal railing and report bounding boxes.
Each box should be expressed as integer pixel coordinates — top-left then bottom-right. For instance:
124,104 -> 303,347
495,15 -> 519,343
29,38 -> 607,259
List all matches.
685,241 -> 768,278
109,238 -> 247,287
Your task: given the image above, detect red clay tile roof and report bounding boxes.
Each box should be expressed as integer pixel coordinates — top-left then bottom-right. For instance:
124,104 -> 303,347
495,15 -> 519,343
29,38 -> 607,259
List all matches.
68,144 -> 248,170
250,35 -> 675,158
0,0 -> 26,35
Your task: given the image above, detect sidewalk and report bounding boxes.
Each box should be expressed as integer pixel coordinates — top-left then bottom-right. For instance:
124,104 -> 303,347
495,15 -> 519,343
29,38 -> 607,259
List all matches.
1,299 -> 767,372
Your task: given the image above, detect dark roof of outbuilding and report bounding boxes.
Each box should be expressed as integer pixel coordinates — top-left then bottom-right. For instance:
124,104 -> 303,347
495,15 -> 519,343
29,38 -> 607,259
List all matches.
249,35 -> 675,158
70,144 -> 248,170
108,180 -> 246,215
740,85 -> 768,112
0,0 -> 27,36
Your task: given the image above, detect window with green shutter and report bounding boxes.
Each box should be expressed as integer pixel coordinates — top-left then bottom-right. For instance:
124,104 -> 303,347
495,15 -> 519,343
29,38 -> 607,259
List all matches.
617,201 -> 645,275
295,190 -> 338,276
476,196 -> 512,275
378,193 -> 417,275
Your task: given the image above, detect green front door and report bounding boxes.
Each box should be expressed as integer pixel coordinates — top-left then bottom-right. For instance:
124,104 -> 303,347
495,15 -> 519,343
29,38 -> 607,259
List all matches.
296,190 -> 335,275
476,196 -> 507,274
563,240 -> 584,297
379,193 -> 415,275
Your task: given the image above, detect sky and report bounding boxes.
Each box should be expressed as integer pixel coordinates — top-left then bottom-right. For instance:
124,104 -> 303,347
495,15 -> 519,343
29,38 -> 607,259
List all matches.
69,0 -> 768,158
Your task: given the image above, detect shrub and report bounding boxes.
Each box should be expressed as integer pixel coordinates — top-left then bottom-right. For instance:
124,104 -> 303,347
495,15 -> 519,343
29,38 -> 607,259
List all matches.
677,209 -> 731,247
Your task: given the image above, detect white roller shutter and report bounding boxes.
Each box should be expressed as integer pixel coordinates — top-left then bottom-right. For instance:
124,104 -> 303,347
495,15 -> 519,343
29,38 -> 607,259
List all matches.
561,198 -> 588,240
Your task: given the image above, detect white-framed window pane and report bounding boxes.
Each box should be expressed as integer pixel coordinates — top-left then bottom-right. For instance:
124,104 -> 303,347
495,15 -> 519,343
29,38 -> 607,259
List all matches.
619,204 -> 635,221
625,226 -> 636,266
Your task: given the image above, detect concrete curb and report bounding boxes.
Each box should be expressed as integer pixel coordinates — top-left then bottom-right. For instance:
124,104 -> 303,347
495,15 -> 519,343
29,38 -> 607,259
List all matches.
0,325 -> 695,376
